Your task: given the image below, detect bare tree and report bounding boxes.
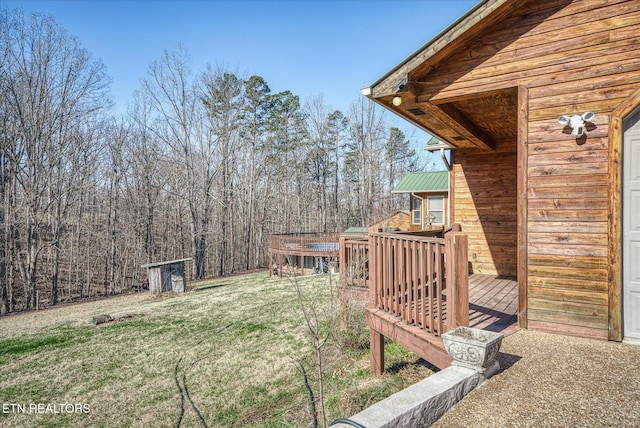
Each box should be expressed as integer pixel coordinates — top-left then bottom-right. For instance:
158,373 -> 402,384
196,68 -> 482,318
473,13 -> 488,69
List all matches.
1,9 -> 109,308
201,66 -> 243,276
127,90 -> 167,264
344,97 -> 387,228
384,127 -> 418,212
303,96 -> 347,232
140,45 -> 215,279
290,273 -> 339,428
239,75 -> 270,271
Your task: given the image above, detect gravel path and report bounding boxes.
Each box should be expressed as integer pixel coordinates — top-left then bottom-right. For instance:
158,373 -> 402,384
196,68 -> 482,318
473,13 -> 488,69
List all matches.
433,329 -> 640,427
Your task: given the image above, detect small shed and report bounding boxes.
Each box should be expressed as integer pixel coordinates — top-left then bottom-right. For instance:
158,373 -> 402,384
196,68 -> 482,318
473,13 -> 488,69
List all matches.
141,258 -> 192,294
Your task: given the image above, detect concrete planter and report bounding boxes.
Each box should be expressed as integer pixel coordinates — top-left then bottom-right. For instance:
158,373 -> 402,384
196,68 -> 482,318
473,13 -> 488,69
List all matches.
442,327 -> 503,377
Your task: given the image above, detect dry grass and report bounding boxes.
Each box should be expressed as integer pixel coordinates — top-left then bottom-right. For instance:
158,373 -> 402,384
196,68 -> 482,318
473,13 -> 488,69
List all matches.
0,271 -> 434,427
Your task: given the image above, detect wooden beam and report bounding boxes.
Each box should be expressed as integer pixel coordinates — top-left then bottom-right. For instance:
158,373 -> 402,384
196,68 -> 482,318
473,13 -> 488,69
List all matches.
420,103 -> 496,151
607,87 -> 640,341
608,118 -> 624,340
449,153 -> 456,227
517,85 -> 529,329
426,86 -> 517,104
438,103 -> 497,150
338,236 -> 346,287
366,308 -> 453,370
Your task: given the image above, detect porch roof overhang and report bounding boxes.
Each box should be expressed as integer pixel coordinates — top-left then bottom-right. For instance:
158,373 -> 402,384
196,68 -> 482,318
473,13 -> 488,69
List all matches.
362,0 -> 517,152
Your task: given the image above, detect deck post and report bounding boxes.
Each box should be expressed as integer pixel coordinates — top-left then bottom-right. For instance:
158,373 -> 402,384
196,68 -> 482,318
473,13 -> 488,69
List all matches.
370,329 -> 385,376
339,236 -> 346,286
368,233 -> 385,376
445,232 -> 469,330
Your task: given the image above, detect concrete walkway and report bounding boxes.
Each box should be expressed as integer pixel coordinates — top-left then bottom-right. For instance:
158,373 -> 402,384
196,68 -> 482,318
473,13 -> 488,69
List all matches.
433,329 -> 640,427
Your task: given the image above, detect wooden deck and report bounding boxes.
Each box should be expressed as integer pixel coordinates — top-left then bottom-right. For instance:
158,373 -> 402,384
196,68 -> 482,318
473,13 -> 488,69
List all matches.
468,274 -> 519,336
366,272 -> 519,371
359,229 -> 519,372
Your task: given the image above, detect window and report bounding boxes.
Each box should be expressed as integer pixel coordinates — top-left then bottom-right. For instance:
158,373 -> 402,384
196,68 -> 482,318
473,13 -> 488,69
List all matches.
427,196 -> 444,225
411,196 -> 422,225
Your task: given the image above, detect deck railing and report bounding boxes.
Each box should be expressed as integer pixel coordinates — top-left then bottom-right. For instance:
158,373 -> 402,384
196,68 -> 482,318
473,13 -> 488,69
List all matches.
362,230 -> 469,336
269,232 -> 341,277
269,232 -> 340,256
339,229 -> 469,337
339,234 -> 370,287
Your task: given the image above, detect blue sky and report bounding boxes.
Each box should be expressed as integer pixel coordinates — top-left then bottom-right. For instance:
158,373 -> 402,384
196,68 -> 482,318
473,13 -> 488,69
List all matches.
4,0 -> 478,141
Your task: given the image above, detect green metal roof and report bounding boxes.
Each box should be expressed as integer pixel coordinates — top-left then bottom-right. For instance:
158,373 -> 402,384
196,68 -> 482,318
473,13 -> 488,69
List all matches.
425,136 -> 440,147
392,171 -> 449,194
343,227 -> 369,234
424,136 -> 451,151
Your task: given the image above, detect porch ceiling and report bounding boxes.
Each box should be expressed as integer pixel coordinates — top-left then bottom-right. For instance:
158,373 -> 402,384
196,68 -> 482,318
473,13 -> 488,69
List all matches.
375,87 -> 517,152
434,88 -> 519,145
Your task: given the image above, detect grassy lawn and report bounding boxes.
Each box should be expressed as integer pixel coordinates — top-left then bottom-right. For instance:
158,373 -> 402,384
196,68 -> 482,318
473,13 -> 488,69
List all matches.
0,271 -> 434,427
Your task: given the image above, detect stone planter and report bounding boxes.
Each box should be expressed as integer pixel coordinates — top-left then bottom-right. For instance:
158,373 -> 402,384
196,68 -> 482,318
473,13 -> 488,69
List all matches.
442,327 -> 503,378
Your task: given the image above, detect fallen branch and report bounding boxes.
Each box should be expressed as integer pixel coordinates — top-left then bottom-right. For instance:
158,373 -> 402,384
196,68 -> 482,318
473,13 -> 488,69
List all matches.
92,313 -> 141,325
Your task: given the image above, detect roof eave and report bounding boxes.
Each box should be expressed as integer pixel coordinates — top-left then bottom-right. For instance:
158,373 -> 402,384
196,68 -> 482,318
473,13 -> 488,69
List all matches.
363,0 -> 510,100
391,189 -> 448,194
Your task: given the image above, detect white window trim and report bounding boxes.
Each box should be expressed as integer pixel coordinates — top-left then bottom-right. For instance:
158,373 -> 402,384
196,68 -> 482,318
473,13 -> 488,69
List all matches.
426,196 -> 444,225
411,195 -> 422,225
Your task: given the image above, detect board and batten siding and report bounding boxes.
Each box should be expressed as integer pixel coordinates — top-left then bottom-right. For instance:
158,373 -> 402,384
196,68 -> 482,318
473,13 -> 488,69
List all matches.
418,0 -> 640,339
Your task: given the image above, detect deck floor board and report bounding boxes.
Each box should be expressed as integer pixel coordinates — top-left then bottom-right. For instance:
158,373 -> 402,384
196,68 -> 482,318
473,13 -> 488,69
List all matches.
391,273 -> 519,337
468,274 -> 518,335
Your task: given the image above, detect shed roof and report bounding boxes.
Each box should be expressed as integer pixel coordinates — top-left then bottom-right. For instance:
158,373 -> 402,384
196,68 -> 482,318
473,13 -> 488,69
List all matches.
392,171 -> 449,194
141,257 -> 193,269
344,227 -> 369,234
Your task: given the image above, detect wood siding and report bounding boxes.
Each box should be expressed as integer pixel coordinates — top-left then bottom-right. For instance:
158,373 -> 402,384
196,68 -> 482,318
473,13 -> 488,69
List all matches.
415,0 -> 640,339
453,140 -> 517,276
369,211 -> 411,232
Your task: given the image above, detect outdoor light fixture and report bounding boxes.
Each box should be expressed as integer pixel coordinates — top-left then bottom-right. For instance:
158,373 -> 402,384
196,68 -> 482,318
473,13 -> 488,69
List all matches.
558,112 -> 595,137
392,96 -> 402,106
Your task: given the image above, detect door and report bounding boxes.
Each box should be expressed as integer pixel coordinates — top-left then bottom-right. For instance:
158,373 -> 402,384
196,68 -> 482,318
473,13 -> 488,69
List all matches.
171,263 -> 185,293
623,107 -> 640,341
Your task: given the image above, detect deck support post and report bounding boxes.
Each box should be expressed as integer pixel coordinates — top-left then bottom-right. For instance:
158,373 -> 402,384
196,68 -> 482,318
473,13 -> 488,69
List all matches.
370,329 -> 385,376
338,236 -> 346,286
445,232 -> 469,330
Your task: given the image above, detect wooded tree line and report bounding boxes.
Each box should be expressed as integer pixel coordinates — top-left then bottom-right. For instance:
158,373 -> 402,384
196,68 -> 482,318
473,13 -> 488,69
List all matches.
0,8 -> 432,313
